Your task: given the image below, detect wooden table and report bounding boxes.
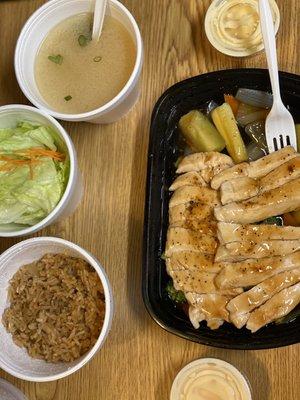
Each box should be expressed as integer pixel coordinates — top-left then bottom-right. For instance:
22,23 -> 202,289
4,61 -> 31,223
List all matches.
0,0 -> 299,399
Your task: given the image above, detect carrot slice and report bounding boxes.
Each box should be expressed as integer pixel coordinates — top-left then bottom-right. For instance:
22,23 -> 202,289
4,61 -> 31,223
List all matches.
224,94 -> 240,116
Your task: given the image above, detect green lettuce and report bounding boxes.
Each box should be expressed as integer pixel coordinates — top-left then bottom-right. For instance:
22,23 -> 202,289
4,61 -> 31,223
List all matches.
0,121 -> 69,226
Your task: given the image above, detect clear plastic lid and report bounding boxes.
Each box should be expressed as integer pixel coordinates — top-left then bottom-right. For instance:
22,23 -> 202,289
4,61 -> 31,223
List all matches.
0,379 -> 28,400
205,0 -> 280,57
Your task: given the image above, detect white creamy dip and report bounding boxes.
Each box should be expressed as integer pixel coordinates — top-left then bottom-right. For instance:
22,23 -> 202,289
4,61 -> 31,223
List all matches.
170,358 -> 252,400
205,0 -> 280,57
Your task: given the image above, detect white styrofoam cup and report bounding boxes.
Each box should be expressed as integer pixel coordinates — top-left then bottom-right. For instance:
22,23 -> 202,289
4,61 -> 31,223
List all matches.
15,0 -> 143,124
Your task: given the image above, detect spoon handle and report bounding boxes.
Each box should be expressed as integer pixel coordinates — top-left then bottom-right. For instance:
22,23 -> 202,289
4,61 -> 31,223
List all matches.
92,0 -> 108,42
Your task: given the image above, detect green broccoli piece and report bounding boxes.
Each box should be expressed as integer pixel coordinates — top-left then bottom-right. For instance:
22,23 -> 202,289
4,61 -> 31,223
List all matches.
261,216 -> 283,226
166,280 -> 186,303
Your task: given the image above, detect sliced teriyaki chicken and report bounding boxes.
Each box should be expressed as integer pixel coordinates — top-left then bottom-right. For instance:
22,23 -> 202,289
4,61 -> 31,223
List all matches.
259,156 -> 300,191
200,165 -> 233,184
169,186 -> 220,208
169,202 -> 214,226
220,157 -> 300,205
217,222 -> 300,244
169,171 -> 207,191
220,176 -> 259,205
169,270 -> 242,296
215,240 -> 300,262
165,227 -> 218,256
214,178 -> 300,224
227,269 -> 300,328
186,293 -> 230,329
165,251 -> 220,273
170,218 -> 217,236
246,282 -> 300,332
215,251 -> 300,289
176,152 -> 233,174
211,146 -> 297,190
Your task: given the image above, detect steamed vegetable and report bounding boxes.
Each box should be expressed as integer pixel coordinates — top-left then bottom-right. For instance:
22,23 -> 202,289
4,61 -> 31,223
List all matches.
237,110 -> 269,127
224,94 -> 239,116
166,281 -> 186,303
0,122 -> 69,226
247,142 -> 266,161
245,121 -> 268,153
179,110 -> 225,152
235,88 -> 273,108
211,103 -> 248,163
261,216 -> 283,226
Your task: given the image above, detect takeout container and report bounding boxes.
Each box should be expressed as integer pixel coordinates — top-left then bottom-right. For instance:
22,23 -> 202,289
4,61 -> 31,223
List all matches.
170,358 -> 252,400
15,0 -> 143,124
0,237 -> 114,382
143,68 -> 300,349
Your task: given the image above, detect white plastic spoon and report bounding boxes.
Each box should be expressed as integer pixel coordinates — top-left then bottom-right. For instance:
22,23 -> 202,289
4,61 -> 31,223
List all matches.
92,0 -> 108,42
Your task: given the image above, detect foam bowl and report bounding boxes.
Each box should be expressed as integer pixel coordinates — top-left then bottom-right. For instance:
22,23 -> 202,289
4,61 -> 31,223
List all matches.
15,0 -> 143,124
0,237 -> 113,382
0,104 -> 83,237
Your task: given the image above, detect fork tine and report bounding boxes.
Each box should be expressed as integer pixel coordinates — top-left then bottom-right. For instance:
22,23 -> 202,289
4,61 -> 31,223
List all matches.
266,136 -> 276,153
287,135 -> 298,151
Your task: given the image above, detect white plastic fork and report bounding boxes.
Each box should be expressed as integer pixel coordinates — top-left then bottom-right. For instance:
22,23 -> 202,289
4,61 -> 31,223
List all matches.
259,0 -> 297,153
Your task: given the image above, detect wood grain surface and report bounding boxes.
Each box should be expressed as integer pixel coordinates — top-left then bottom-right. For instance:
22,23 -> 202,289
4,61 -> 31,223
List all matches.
0,1 -> 299,399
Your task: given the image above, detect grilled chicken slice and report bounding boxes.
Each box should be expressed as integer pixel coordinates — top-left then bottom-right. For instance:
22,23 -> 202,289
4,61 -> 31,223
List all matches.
211,146 -> 297,189
217,222 -> 300,244
165,227 -> 218,256
220,177 -> 258,205
165,251 -> 220,273
171,220 -> 217,236
215,251 -> 300,289
169,171 -> 207,191
176,152 -> 233,174
227,269 -> 300,328
186,293 -> 230,329
169,202 -> 214,226
259,156 -> 300,191
214,178 -> 300,224
169,186 -> 220,208
215,240 -> 300,262
170,270 -> 242,296
220,157 -> 300,205
246,282 -> 300,332
200,165 -> 232,184
170,219 -> 217,236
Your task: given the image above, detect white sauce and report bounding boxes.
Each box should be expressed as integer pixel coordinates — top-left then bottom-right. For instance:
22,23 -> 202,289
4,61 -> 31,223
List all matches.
205,0 -> 280,57
171,359 -> 252,400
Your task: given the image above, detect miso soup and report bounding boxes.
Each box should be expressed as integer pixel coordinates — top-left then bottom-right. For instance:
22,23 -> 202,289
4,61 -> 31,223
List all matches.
35,13 -> 136,114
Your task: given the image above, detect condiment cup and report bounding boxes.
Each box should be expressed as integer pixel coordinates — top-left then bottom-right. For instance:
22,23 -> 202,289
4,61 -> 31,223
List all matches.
0,104 -> 83,238
204,0 -> 280,57
15,0 -> 143,124
170,358 -> 252,400
0,378 -> 28,400
0,237 -> 114,382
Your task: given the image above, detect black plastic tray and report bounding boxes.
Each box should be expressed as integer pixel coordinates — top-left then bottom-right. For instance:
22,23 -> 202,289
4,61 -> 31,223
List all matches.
142,68 -> 300,349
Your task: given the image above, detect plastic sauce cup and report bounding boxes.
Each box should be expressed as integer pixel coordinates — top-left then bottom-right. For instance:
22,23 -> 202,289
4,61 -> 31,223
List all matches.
15,0 -> 143,124
0,104 -> 83,237
0,378 -> 28,400
170,358 -> 252,400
